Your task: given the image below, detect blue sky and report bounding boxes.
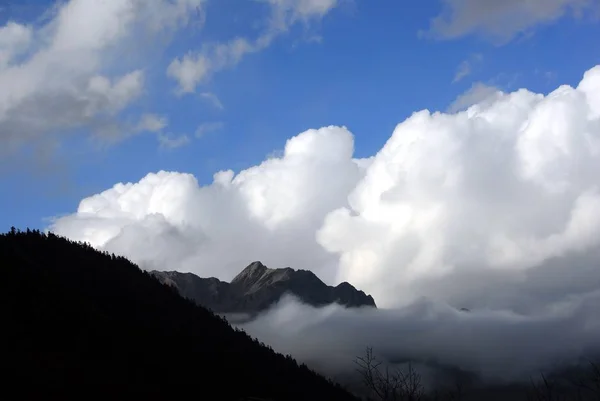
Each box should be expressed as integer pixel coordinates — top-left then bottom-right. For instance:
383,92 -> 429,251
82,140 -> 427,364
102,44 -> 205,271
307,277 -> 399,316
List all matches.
1,0 -> 600,231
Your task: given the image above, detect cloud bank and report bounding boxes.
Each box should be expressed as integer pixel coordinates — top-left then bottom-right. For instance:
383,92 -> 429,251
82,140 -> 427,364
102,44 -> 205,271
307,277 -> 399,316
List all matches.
52,64 -> 600,308
52,125 -> 362,285
51,64 -> 600,378
240,292 -> 600,382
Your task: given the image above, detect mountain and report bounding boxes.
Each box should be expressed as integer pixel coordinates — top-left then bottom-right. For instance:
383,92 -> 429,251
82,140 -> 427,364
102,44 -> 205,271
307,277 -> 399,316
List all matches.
1,228 -> 359,401
150,261 -> 376,314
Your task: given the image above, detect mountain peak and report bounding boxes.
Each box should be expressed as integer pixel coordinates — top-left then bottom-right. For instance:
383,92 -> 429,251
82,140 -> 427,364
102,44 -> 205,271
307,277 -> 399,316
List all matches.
231,261 -> 272,288
232,262 -> 303,297
233,261 -> 268,279
247,261 -> 268,271
152,262 -> 377,314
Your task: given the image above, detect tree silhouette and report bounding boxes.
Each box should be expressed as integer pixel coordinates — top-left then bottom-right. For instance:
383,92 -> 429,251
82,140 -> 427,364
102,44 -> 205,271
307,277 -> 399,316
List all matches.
1,229 -> 358,401
354,347 -> 600,401
354,347 -> 425,401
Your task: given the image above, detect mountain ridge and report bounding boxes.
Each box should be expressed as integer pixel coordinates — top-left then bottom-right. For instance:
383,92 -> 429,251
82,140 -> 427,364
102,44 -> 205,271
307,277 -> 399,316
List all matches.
151,261 -> 376,314
2,229 -> 358,400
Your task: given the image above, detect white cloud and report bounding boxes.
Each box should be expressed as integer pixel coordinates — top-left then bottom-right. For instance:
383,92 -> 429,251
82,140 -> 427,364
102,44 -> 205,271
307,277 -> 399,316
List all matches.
167,50 -> 212,94
426,0 -> 596,42
51,64 -> 600,378
53,63 -> 600,307
86,70 -> 145,115
0,21 -> 33,68
195,121 -> 224,137
167,0 -> 340,93
0,0 -> 205,157
51,126 -> 363,283
167,36 -> 271,94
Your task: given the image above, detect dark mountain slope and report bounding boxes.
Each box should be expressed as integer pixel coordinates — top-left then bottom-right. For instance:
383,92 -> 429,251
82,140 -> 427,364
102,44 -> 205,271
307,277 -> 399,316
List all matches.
1,228 -> 358,401
151,261 -> 376,314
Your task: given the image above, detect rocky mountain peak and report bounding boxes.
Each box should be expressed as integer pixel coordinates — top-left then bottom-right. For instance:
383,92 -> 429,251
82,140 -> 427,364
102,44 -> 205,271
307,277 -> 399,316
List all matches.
231,261 -> 270,285
335,281 -> 354,289
151,262 -> 376,315
232,262 -> 303,295
334,281 -> 376,307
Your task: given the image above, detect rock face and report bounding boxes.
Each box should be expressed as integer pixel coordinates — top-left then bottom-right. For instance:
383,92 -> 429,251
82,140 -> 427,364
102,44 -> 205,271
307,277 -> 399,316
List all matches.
151,261 -> 376,314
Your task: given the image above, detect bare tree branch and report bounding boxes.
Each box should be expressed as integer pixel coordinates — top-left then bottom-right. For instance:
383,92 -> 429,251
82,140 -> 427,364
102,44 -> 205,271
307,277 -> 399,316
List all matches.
354,347 -> 424,401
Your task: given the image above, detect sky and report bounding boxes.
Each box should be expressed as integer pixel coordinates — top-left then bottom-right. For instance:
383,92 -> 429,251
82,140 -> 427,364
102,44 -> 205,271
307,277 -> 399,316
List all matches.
3,0 -> 600,382
1,0 -> 599,230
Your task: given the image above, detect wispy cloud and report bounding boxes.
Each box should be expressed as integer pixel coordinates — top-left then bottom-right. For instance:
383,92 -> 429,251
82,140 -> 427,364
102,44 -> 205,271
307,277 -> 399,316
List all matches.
424,0 -> 596,43
535,68 -> 558,84
195,121 -> 224,138
167,0 -> 341,93
200,92 -> 224,110
157,133 -> 191,149
447,81 -> 500,112
135,114 -> 168,133
453,53 -> 483,83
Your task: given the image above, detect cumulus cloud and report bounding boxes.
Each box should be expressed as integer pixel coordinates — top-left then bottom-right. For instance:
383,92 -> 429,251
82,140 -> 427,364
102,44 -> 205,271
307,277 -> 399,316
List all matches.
51,126 -> 362,283
0,0 -> 205,157
52,64 -> 600,306
167,0 -> 340,93
51,64 -> 600,379
425,0 -> 596,42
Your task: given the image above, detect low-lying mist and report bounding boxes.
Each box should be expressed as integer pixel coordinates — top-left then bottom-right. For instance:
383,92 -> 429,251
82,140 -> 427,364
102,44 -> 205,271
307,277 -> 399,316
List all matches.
239,292 -> 600,387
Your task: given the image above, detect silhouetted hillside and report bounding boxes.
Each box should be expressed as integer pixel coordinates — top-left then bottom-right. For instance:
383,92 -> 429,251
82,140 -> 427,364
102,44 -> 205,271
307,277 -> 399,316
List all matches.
1,228 -> 359,401
151,261 -> 376,315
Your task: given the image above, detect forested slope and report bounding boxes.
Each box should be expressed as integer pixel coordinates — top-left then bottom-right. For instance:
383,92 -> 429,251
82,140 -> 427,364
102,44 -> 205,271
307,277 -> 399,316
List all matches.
1,229 -> 358,401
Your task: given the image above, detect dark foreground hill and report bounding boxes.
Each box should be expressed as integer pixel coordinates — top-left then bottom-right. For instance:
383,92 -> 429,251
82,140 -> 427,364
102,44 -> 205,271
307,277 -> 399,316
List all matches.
0,229 -> 358,401
151,261 -> 376,315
